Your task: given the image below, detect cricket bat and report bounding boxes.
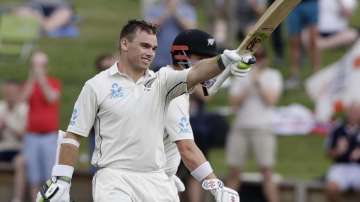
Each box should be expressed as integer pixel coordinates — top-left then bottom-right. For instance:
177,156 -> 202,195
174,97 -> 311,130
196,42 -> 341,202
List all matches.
206,0 -> 301,96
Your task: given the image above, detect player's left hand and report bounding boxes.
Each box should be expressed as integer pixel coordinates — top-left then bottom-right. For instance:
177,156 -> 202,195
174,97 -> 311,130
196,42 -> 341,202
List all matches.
202,178 -> 240,202
220,49 -> 256,77
36,176 -> 71,202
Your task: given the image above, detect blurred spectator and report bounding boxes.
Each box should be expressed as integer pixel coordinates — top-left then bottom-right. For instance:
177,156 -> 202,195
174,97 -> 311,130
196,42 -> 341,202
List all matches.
20,51 -> 61,202
0,80 -> 28,202
141,0 -> 158,17
286,0 -> 320,89
203,0 -> 229,48
268,0 -> 285,65
89,53 -> 115,173
225,47 -> 283,202
316,0 -> 358,50
325,101 -> 360,202
145,0 -> 197,71
305,39 -> 360,124
234,0 -> 266,41
15,0 -> 76,36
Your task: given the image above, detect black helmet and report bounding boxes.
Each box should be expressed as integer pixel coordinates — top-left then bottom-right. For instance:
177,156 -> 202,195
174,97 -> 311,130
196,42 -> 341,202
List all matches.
171,29 -> 218,69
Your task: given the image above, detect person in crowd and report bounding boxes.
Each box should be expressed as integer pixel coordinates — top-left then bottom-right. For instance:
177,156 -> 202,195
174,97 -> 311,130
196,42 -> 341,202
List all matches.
145,0 -> 197,71
286,0 -> 320,89
234,0 -> 266,41
325,100 -> 360,202
15,0 -> 74,34
225,47 -> 283,202
0,80 -> 28,202
316,0 -> 358,50
20,50 -> 61,202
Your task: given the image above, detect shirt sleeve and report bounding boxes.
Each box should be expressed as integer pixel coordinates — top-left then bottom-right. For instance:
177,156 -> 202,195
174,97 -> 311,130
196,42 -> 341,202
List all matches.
158,68 -> 190,104
165,97 -> 194,142
67,83 -> 98,137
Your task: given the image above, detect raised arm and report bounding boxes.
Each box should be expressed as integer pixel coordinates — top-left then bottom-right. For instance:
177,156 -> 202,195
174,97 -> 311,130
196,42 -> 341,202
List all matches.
187,50 -> 256,90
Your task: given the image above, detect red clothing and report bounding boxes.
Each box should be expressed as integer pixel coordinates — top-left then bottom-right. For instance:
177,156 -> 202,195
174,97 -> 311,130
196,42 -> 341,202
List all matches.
27,77 -> 61,133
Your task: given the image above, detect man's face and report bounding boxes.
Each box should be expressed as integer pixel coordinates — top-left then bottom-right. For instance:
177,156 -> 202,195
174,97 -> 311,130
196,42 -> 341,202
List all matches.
1,83 -> 19,105
121,30 -> 157,71
347,102 -> 360,124
31,52 -> 48,69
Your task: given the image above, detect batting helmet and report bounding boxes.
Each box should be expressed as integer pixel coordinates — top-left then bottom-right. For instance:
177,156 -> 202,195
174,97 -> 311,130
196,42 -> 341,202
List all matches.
171,29 -> 218,69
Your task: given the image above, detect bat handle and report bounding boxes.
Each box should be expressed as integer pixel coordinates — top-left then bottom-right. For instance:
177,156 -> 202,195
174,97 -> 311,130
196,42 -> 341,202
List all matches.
207,68 -> 231,96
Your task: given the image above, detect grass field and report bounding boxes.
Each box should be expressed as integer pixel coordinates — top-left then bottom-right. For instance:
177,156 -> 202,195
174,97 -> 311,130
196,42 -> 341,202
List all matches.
1,0 -> 359,180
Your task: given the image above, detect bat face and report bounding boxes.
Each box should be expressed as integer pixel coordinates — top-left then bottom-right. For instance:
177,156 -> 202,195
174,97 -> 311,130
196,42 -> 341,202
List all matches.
244,32 -> 268,51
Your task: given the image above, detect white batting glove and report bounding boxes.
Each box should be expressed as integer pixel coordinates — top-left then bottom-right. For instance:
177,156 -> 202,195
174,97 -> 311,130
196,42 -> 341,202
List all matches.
220,49 -> 256,77
171,175 -> 185,192
202,179 -> 240,202
36,176 -> 71,202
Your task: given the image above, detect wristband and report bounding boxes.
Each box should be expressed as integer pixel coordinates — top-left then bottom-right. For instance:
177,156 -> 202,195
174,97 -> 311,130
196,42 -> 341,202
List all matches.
52,164 -> 74,179
216,55 -> 226,70
191,161 -> 213,182
61,138 -> 80,148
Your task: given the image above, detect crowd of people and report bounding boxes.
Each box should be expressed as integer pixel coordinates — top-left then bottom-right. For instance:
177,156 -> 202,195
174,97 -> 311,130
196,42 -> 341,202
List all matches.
0,0 -> 359,202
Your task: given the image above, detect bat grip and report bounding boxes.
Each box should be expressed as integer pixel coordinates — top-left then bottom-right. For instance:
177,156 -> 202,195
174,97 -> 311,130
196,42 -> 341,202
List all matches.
207,68 -> 231,96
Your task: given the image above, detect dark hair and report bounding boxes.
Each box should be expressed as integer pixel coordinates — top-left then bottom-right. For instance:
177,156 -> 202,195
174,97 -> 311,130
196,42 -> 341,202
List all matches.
119,19 -> 157,42
95,53 -> 113,70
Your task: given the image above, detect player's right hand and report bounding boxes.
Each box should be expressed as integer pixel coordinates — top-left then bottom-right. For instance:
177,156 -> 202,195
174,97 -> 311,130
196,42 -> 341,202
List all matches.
36,176 -> 71,202
202,178 -> 240,202
220,49 -> 256,77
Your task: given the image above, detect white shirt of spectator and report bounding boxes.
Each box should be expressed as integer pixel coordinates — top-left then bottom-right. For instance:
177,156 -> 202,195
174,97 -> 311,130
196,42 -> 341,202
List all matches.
162,66 -> 194,176
0,101 -> 28,151
67,63 -> 189,172
230,68 -> 283,129
318,0 -> 358,33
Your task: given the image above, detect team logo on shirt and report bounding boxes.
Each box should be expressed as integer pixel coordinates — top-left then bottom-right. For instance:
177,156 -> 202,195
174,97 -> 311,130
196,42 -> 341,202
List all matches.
69,108 -> 78,126
203,78 -> 216,88
110,83 -> 124,98
178,117 -> 191,134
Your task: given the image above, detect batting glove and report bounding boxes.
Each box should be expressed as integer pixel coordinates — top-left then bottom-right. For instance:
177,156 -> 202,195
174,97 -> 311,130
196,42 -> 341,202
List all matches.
220,49 -> 256,77
172,175 -> 185,192
202,178 -> 240,202
36,176 -> 71,202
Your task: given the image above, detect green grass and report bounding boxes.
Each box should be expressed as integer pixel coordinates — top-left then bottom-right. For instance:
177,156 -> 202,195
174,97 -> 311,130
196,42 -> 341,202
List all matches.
0,0 -> 358,180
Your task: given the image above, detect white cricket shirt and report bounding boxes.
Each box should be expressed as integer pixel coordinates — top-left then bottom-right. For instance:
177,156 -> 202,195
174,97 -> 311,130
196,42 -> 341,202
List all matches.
67,63 -> 189,172
162,67 -> 194,176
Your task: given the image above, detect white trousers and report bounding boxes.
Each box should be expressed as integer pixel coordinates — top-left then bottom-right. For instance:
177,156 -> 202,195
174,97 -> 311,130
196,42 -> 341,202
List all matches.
92,168 -> 179,202
327,163 -> 360,191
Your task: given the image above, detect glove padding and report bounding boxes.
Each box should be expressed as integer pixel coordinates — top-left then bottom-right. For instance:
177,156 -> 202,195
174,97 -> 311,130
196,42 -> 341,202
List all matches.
202,179 -> 240,202
221,49 -> 256,77
171,175 -> 185,192
36,177 -> 71,202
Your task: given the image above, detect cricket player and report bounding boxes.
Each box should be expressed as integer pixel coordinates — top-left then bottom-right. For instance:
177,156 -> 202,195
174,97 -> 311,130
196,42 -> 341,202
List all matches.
36,19 -> 255,202
164,29 -> 240,202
